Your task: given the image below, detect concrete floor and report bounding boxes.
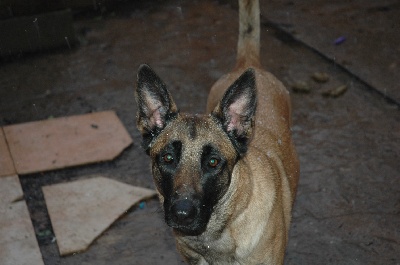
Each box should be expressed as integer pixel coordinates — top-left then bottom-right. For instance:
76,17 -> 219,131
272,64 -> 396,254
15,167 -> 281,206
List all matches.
0,0 -> 399,264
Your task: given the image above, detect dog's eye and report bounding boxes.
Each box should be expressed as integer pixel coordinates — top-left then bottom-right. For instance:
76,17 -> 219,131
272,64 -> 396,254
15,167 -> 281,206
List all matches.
163,153 -> 174,163
208,158 -> 219,167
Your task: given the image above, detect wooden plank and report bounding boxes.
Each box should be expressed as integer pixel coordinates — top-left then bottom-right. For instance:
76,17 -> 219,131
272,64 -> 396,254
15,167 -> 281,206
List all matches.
4,111 -> 133,175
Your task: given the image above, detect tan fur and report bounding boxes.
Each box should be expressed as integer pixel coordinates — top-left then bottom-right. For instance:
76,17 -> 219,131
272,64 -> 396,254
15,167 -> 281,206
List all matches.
135,0 -> 299,263
149,114 -> 238,205
197,68 -> 299,264
175,0 -> 300,263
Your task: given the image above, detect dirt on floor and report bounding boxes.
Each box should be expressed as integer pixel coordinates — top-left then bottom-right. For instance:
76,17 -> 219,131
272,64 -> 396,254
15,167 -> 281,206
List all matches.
0,0 -> 399,265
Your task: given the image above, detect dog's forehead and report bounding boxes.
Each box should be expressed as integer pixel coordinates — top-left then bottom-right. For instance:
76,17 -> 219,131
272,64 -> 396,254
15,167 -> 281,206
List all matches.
151,114 -> 234,155
180,114 -> 218,140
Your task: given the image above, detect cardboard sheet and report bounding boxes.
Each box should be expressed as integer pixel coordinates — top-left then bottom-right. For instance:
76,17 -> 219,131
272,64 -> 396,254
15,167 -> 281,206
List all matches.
0,175 -> 44,265
42,176 -> 156,256
4,111 -> 132,175
0,128 -> 16,177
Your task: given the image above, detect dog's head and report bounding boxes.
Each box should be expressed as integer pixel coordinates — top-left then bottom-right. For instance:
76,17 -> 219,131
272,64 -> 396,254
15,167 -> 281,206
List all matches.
135,64 -> 256,236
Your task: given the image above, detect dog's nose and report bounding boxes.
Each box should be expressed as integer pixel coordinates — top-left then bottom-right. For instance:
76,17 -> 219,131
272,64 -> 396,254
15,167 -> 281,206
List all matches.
171,199 -> 197,225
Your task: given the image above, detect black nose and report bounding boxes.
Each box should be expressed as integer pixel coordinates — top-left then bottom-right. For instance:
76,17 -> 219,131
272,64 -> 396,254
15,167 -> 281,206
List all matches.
171,199 -> 197,225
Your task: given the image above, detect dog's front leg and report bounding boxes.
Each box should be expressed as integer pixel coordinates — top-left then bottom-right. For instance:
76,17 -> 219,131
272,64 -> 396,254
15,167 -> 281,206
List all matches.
176,243 -> 208,265
190,257 -> 208,265
183,253 -> 208,265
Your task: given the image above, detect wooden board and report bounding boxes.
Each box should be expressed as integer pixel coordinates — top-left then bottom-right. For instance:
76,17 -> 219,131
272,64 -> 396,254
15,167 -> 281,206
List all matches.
3,111 -> 133,175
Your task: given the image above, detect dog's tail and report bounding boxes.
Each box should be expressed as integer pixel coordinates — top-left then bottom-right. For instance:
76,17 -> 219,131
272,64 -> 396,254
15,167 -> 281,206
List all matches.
236,0 -> 261,69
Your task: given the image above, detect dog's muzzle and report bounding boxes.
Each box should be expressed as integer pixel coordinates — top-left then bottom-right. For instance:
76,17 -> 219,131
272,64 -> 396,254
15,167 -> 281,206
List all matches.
166,196 -> 207,235
170,199 -> 197,225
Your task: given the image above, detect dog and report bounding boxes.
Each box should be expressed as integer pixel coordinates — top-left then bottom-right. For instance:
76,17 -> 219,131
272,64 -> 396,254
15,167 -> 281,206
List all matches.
134,0 -> 299,264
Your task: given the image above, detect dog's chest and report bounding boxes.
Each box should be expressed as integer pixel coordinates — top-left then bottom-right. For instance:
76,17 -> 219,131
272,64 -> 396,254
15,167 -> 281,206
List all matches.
181,229 -> 243,264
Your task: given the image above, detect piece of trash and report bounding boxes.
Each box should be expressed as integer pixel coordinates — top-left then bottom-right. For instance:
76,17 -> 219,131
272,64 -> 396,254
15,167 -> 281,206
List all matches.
3,111 -> 132,175
0,129 -> 16,177
334,36 -> 346,45
322,85 -> 348,98
139,201 -> 146,209
291,81 -> 311,93
0,175 -> 23,204
311,72 -> 330,83
42,176 -> 157,256
0,175 -> 45,265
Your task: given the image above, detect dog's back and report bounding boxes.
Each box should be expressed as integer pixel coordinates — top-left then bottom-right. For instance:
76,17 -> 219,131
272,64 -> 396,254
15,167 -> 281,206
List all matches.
207,0 -> 299,196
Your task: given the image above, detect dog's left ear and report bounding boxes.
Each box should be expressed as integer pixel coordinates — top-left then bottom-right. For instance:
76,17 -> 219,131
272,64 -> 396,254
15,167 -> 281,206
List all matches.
135,64 -> 178,152
212,68 -> 257,155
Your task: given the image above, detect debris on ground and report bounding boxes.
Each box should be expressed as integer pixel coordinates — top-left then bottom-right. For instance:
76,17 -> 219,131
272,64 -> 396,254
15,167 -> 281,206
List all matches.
291,81 -> 312,93
0,128 -> 16,177
0,175 -> 45,265
42,176 -> 157,256
322,84 -> 348,98
311,72 -> 330,83
333,36 -> 347,45
3,111 -> 132,175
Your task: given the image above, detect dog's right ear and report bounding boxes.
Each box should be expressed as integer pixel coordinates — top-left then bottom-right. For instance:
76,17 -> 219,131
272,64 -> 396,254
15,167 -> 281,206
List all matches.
135,64 -> 178,152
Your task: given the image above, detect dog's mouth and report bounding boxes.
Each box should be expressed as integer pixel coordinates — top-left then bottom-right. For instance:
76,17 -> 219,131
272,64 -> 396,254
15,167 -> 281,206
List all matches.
169,223 -> 205,236
165,198 -> 209,236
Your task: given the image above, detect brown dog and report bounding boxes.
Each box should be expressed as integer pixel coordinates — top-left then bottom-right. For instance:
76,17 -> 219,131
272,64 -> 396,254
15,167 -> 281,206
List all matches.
134,0 -> 299,264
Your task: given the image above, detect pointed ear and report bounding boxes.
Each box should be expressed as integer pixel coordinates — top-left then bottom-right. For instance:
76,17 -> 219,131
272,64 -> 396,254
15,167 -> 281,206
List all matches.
135,64 -> 178,151
212,68 -> 256,155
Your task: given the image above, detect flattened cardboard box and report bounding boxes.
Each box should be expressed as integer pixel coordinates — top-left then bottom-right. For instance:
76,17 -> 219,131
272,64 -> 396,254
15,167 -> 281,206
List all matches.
4,111 -> 132,175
